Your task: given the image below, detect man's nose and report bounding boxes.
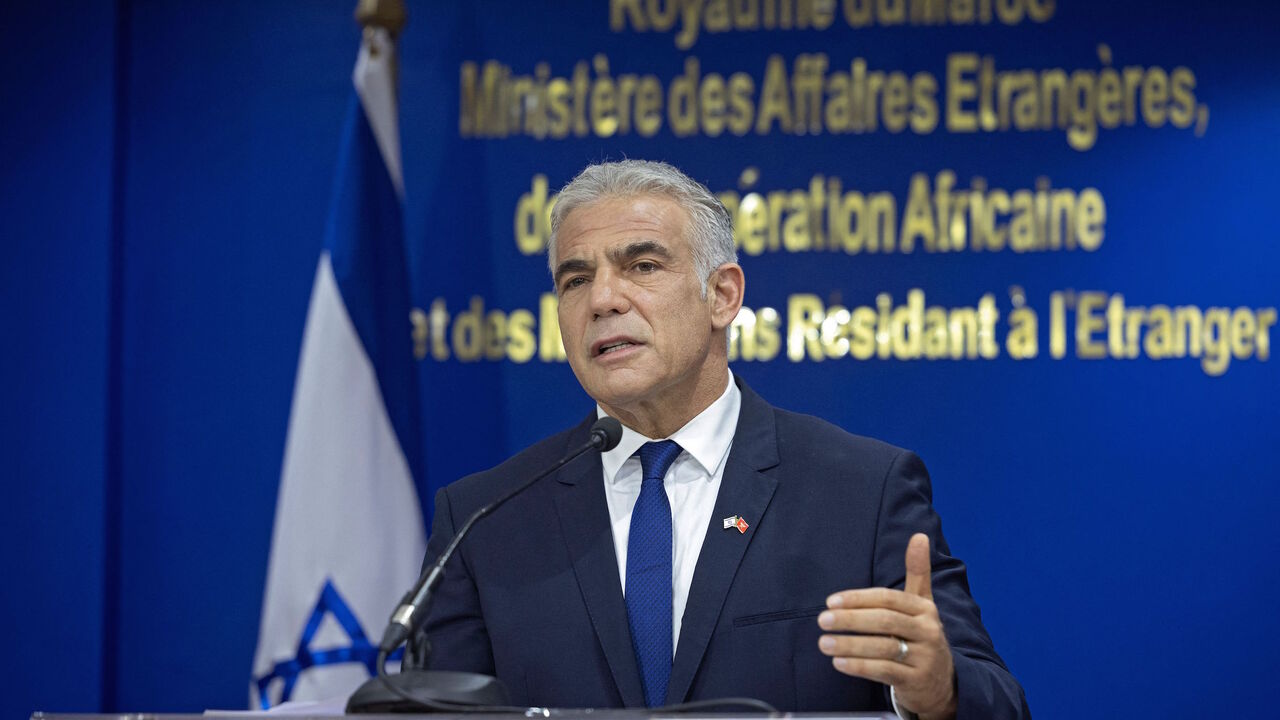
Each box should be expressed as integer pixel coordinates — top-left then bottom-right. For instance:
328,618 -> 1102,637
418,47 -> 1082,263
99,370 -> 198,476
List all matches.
589,270 -> 630,318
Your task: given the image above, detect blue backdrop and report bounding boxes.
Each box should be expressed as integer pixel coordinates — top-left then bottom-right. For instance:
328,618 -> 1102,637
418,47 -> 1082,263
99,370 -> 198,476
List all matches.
3,1 -> 1278,718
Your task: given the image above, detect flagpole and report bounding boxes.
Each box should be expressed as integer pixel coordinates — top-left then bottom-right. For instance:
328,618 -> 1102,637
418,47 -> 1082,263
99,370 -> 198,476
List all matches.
355,0 -> 406,33
356,0 -> 406,96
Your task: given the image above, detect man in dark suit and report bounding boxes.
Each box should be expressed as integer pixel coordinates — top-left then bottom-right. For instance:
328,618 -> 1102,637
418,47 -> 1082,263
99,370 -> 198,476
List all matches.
411,160 -> 1029,719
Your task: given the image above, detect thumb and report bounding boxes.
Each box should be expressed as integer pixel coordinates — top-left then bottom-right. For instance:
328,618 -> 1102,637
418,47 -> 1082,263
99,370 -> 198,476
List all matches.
903,532 -> 933,600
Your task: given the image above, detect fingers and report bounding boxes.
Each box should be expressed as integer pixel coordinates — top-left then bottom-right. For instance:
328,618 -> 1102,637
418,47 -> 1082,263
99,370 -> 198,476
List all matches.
827,586 -> 931,614
818,634 -> 908,664
828,657 -> 913,686
819,605 -> 946,650
819,607 -> 920,638
903,532 -> 933,600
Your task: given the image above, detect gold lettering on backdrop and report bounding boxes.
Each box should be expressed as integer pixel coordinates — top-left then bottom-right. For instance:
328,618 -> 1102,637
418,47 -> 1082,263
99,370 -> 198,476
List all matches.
945,45 -> 1207,151
611,0 -> 1054,49
513,170 -> 1105,256
786,290 -> 1000,362
515,175 -> 554,255
411,292 -> 1273,376
452,296 -> 486,361
412,299 -> 454,361
1006,286 -> 1037,360
1055,292 -> 1276,376
441,15 -> 1249,376
728,306 -> 783,361
752,54 -> 940,136
506,309 -> 537,363
1073,292 -> 1108,359
460,57 -> 664,140
1049,291 -> 1067,359
407,297 -> 551,364
410,308 -> 429,360
539,293 -> 566,362
459,47 -> 1208,148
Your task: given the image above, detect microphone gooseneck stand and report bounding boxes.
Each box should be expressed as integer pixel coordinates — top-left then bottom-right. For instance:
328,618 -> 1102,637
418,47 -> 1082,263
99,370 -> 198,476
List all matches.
347,418 -> 623,714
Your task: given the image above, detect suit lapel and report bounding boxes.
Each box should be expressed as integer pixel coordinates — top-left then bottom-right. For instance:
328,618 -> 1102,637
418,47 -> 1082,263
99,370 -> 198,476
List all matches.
665,381 -> 780,704
551,421 -> 646,707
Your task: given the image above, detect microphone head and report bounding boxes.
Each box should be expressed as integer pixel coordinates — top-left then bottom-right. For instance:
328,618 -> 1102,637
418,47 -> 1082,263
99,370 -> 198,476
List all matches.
589,417 -> 624,451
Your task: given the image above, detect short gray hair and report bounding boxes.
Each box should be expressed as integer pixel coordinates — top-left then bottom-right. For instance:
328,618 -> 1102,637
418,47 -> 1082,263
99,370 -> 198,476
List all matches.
548,160 -> 737,296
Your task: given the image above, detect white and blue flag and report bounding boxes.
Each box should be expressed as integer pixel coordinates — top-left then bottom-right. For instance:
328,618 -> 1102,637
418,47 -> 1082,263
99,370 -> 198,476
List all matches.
251,24 -> 426,709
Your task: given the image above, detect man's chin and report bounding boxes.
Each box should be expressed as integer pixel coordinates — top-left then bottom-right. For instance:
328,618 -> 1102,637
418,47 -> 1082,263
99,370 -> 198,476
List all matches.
584,379 -> 655,415
591,388 -> 648,411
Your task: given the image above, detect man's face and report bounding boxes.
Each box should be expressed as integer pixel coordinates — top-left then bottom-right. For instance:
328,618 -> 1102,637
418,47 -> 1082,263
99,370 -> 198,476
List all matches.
553,194 -> 721,419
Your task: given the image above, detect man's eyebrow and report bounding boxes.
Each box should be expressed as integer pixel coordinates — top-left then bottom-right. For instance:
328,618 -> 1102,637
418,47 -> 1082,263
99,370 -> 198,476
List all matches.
553,257 -> 593,284
609,240 -> 673,263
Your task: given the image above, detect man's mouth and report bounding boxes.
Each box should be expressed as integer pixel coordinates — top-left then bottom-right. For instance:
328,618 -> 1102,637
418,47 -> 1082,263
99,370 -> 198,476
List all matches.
593,337 -> 640,357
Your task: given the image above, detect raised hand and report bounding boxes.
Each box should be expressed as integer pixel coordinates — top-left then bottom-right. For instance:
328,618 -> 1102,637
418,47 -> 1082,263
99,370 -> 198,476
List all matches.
818,532 -> 957,720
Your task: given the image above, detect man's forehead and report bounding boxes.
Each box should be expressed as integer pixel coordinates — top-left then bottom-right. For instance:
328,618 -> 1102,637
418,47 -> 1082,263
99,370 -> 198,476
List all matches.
557,194 -> 689,255
557,236 -> 678,262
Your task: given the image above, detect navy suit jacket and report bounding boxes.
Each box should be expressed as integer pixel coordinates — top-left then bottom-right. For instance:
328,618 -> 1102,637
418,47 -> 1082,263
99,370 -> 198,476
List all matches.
409,380 -> 1029,718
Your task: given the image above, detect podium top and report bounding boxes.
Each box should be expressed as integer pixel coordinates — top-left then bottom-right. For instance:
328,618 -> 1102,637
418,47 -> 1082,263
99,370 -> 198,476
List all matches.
27,707 -> 890,712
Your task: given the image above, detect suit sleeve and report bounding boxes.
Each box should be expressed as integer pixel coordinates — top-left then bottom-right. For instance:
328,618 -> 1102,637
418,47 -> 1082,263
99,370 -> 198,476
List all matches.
872,450 -> 1031,720
404,485 -> 495,674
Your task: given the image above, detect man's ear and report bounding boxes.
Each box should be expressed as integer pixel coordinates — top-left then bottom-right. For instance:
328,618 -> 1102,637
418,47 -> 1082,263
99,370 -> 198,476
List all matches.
708,263 -> 745,331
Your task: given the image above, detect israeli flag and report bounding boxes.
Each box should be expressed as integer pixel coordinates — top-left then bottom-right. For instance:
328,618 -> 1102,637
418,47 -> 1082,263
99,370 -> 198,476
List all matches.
250,24 -> 426,709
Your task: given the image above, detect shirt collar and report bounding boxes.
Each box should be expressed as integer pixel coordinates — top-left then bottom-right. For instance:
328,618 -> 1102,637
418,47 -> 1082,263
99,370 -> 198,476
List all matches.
599,372 -> 741,484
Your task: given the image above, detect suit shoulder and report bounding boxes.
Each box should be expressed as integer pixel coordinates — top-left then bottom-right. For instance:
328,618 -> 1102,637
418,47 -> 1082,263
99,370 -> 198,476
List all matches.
762,402 -> 938,513
440,421 -> 586,513
769,404 -> 915,473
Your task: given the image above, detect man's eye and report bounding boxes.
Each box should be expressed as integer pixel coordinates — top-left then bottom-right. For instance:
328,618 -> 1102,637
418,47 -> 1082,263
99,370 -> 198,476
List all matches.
633,261 -> 658,273
563,276 -> 587,290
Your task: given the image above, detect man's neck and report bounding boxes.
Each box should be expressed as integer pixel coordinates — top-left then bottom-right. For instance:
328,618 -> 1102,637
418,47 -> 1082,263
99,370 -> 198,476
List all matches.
599,364 -> 730,439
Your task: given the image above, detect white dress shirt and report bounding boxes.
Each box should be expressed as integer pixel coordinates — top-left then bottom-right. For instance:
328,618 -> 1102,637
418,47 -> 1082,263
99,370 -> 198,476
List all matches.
598,372 -> 740,654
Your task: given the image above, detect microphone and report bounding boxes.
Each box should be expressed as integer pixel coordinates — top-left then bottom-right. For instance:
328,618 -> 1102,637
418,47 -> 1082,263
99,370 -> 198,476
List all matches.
348,416 -> 623,713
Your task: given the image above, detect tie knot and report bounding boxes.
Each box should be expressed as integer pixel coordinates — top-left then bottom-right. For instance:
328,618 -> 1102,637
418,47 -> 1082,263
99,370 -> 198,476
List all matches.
637,440 -> 682,483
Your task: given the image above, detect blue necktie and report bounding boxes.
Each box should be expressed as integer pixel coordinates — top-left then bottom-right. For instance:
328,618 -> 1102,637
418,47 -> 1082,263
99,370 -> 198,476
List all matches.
627,439 -> 682,707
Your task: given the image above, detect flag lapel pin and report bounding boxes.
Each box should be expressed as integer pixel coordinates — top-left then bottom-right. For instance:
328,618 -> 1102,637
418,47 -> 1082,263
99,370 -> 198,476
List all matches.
735,516 -> 749,533
722,515 -> 739,530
